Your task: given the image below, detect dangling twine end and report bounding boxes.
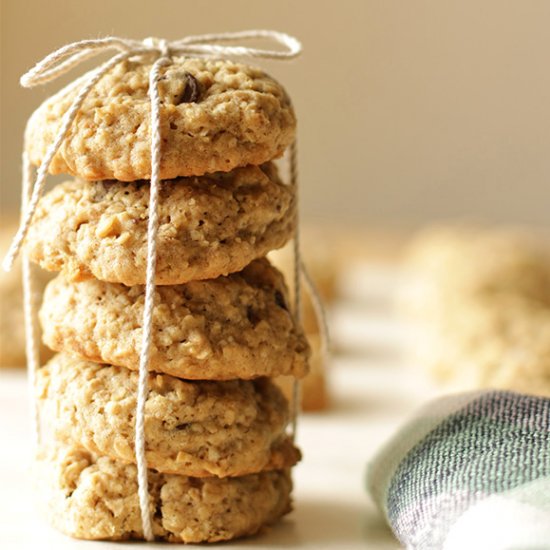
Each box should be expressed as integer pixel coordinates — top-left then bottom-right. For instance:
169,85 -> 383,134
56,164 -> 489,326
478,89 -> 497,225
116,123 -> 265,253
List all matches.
2,252 -> 15,272
20,75 -> 32,88
2,226 -> 25,272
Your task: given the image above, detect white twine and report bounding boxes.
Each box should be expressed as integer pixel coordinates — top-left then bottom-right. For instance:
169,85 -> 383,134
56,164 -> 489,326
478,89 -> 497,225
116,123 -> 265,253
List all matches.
300,260 -> 331,360
21,152 -> 41,452
132,55 -> 170,542
288,140 -> 331,440
2,31 -> 328,541
289,140 -> 302,439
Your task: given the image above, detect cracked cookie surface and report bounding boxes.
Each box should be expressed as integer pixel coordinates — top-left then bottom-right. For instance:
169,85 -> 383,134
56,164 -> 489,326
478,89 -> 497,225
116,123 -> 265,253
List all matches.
37,353 -> 300,477
25,58 -> 296,180
40,259 -> 309,380
36,443 -> 292,543
25,164 -> 295,285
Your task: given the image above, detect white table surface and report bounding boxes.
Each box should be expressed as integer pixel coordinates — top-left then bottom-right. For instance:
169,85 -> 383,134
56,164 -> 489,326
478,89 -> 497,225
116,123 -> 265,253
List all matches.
0,262 -> 440,549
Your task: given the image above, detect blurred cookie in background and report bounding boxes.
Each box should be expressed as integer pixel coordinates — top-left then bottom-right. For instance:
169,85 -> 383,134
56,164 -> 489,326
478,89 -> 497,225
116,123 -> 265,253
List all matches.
401,224 -> 550,320
412,293 -> 550,397
268,229 -> 338,333
269,229 -> 338,411
0,222 -> 53,367
400,224 -> 550,398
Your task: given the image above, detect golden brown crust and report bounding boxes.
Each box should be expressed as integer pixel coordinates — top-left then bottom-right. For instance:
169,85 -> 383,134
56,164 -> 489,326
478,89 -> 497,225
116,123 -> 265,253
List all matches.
37,353 -> 300,477
25,164 -> 295,285
40,259 -> 310,380
36,443 -> 292,543
25,58 -> 296,180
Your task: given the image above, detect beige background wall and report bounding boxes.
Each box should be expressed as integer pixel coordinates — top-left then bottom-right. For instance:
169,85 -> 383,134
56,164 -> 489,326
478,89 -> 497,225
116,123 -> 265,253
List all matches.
2,0 -> 550,226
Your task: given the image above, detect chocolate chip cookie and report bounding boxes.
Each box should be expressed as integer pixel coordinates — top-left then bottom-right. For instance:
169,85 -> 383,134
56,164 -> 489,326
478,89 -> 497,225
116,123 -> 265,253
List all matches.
25,58 -> 296,181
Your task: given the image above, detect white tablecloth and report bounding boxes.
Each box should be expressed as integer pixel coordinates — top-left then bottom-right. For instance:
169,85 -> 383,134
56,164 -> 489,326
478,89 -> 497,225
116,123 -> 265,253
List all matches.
0,262 -> 439,549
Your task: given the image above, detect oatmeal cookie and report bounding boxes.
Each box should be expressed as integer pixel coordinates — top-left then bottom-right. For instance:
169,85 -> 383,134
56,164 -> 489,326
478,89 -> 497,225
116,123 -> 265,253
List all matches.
25,58 -> 296,181
36,443 -> 292,542
25,164 -> 294,285
40,259 -> 309,380
401,225 -> 550,320
37,353 -> 300,477
413,294 -> 550,397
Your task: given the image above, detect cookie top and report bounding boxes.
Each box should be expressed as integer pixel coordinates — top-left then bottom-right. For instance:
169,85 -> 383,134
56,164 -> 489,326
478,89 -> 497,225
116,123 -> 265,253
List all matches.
25,58 -> 296,181
38,353 -> 300,477
36,444 -> 292,543
40,259 -> 309,380
25,164 -> 295,285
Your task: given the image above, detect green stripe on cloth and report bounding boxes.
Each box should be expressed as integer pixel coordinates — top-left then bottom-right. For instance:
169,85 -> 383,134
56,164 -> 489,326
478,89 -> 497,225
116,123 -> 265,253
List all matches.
367,392 -> 485,513
367,391 -> 550,550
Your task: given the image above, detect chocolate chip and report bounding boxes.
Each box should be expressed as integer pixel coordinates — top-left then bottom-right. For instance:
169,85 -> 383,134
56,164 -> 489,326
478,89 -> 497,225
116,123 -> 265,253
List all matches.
247,306 -> 261,325
274,290 -> 288,311
188,477 -> 203,489
175,423 -> 190,430
159,71 -> 201,105
180,72 -> 200,103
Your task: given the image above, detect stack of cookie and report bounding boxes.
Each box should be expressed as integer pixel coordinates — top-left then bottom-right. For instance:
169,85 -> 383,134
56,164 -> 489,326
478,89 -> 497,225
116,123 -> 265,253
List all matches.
23,57 -> 310,542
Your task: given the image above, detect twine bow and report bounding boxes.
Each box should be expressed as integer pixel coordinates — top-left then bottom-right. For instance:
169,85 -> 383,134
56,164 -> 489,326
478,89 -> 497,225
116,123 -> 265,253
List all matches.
20,31 -> 301,88
3,30 -> 302,271
3,31 -> 328,542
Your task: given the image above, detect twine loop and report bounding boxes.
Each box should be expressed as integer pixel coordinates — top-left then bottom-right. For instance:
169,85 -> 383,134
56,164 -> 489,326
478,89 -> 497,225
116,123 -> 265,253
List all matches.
18,31 -> 301,90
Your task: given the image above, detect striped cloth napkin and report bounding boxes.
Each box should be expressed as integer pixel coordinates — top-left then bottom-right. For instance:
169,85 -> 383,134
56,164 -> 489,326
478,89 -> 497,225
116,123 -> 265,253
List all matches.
367,391 -> 550,550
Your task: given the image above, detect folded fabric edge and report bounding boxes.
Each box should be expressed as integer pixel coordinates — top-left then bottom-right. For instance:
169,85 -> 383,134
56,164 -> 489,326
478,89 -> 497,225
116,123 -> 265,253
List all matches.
365,390 -> 487,519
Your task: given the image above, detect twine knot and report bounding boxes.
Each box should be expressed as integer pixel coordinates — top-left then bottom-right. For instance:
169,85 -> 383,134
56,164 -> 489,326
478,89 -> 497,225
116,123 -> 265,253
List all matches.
142,37 -> 171,58
17,30 -> 302,90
